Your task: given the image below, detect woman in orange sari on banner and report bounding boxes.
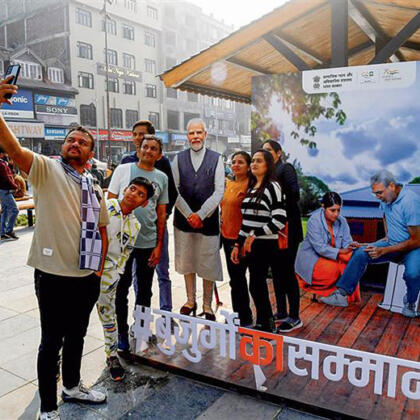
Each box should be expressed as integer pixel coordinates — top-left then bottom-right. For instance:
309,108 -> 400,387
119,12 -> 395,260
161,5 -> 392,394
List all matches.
295,192 -> 361,303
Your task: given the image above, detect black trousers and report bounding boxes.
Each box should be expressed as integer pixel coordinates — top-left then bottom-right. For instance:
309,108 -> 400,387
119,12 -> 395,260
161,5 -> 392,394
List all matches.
34,269 -> 100,412
116,247 -> 155,338
271,244 -> 300,320
221,237 -> 253,326
246,239 -> 276,326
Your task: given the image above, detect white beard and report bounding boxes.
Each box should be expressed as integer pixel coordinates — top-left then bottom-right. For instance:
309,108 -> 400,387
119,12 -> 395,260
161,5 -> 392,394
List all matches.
190,142 -> 204,152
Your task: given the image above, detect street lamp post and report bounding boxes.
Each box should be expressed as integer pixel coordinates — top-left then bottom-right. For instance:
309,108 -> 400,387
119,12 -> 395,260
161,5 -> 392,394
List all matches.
103,0 -> 112,165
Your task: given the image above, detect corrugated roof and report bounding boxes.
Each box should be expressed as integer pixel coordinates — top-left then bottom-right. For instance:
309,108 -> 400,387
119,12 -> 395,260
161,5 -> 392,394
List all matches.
160,0 -> 420,103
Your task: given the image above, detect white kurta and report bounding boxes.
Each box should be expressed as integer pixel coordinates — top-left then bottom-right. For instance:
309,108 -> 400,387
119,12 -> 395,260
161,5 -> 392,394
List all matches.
172,147 -> 225,282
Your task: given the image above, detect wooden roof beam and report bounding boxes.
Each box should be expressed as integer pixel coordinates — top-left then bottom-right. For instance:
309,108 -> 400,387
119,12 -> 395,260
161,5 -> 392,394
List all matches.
263,33 -> 311,71
349,0 -> 402,62
370,12 -> 420,64
274,32 -> 325,65
224,57 -> 269,75
330,0 -> 348,67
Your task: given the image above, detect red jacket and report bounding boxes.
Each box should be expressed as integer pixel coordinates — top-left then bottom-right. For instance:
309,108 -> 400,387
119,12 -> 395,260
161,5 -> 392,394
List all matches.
0,158 -> 17,191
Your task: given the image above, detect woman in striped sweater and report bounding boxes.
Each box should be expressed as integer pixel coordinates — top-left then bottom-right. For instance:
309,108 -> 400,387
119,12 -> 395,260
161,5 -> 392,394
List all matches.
231,149 -> 287,333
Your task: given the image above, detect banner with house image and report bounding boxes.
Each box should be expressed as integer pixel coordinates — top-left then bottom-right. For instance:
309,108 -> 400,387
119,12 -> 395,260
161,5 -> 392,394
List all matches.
250,61 -> 420,411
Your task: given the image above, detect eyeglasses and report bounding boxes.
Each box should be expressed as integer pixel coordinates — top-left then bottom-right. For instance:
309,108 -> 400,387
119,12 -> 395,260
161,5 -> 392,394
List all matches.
372,190 -> 384,197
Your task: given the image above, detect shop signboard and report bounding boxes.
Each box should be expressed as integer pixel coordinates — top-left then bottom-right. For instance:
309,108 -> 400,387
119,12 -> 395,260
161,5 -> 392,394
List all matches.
0,89 -> 34,119
44,127 -> 67,140
8,121 -> 44,138
89,129 -> 132,141
35,104 -> 77,115
34,94 -> 76,107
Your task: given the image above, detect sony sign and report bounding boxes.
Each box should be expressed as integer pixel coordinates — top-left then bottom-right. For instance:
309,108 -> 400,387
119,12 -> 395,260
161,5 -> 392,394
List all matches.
35,104 -> 77,115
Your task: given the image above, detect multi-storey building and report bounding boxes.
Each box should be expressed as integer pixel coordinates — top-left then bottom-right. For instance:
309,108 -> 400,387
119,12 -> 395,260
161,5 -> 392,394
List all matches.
161,1 -> 251,155
0,0 -> 250,162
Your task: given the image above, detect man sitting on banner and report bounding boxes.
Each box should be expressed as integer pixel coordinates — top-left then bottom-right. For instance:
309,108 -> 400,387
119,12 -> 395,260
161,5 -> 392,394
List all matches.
172,118 -> 225,320
321,170 -> 420,318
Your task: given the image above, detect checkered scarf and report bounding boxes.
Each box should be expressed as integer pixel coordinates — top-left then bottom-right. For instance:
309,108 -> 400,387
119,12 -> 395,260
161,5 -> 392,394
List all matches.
59,158 -> 102,271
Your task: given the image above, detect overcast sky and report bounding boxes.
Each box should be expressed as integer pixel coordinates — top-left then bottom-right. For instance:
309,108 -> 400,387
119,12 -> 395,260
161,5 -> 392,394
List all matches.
188,0 -> 287,29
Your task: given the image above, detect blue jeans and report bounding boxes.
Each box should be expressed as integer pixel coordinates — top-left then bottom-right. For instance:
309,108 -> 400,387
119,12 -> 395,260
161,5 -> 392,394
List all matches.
132,226 -> 172,311
337,240 -> 420,304
0,189 -> 19,235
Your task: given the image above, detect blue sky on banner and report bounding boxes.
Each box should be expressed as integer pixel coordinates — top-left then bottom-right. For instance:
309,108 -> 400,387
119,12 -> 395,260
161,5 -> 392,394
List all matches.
267,65 -> 420,193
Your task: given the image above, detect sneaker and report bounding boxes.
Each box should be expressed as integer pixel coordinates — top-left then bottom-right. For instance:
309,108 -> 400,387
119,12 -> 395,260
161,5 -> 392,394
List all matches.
0,234 -> 11,241
107,356 -> 125,381
5,231 -> 18,240
277,317 -> 303,333
320,290 -> 348,307
253,317 -> 276,333
118,333 -> 130,352
402,301 -> 417,318
274,313 -> 288,322
39,411 -> 60,420
62,382 -> 106,404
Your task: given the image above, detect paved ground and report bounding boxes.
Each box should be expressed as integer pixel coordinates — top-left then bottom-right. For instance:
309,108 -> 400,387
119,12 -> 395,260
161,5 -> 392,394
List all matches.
0,224 -> 326,419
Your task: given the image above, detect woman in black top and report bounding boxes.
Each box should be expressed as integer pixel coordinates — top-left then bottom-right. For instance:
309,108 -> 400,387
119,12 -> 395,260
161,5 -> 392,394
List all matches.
262,140 -> 303,332
231,149 -> 287,333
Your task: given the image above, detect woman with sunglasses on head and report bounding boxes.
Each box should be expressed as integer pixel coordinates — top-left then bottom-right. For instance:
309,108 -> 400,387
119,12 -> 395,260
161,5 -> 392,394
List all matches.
295,192 -> 361,303
262,139 -> 303,332
231,149 -> 287,333
220,151 -> 253,327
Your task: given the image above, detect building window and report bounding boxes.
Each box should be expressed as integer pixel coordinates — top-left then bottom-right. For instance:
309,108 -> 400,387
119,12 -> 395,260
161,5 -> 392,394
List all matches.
102,18 -> 117,35
105,49 -> 118,66
184,112 -> 200,130
123,80 -> 136,95
80,104 -> 96,127
48,67 -> 64,84
149,112 -> 160,129
145,84 -> 157,98
76,8 -> 92,27
144,58 -> 156,74
165,56 -> 176,70
165,31 -> 176,46
110,108 -> 123,128
77,41 -> 92,60
78,71 -> 94,89
187,92 -> 198,102
167,111 -> 179,130
145,31 -> 155,47
167,88 -> 177,99
106,77 -> 119,93
16,61 -> 42,80
122,53 -> 135,69
126,109 -> 138,129
122,24 -> 134,40
223,99 -> 233,109
147,6 -> 158,20
124,0 -> 137,13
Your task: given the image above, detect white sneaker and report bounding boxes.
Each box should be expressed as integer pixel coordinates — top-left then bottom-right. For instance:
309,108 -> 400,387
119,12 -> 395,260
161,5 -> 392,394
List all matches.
39,410 -> 60,420
62,382 -> 106,404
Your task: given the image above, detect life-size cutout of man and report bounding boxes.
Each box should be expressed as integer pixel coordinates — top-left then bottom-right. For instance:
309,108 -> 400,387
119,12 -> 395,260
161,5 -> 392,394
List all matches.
172,118 -> 225,320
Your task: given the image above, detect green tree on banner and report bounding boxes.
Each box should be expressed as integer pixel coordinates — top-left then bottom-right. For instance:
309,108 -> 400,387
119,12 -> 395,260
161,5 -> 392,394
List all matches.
251,73 -> 346,151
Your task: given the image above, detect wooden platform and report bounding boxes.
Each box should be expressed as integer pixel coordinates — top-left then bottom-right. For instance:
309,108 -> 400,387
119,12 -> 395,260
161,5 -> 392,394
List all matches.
135,285 -> 419,419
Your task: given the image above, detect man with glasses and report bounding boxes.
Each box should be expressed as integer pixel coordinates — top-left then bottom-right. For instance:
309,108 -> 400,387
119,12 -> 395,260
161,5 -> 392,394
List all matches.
120,120 -> 177,319
172,118 -> 224,320
108,134 -> 168,357
321,170 -> 420,318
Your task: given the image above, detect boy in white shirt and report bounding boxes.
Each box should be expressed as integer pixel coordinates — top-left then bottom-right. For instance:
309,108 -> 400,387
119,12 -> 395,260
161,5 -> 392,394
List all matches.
97,176 -> 154,381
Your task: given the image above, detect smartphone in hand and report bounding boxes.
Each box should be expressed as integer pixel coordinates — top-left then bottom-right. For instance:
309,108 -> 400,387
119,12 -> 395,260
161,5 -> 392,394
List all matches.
3,64 -> 21,99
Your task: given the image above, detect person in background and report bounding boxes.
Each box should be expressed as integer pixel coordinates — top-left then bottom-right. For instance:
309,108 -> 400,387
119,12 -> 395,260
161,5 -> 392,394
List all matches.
231,149 -> 287,333
295,192 -> 361,303
321,170 -> 420,318
0,146 -> 19,240
97,177 -> 153,381
262,139 -> 303,332
220,151 -> 253,326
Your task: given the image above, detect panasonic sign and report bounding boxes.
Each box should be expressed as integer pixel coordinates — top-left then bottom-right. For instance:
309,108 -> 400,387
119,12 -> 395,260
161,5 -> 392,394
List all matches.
0,89 -> 34,119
